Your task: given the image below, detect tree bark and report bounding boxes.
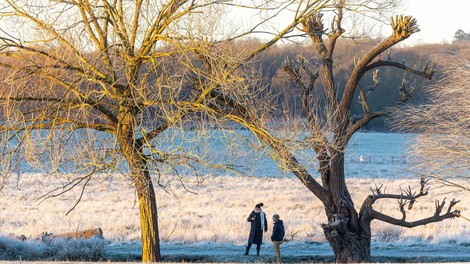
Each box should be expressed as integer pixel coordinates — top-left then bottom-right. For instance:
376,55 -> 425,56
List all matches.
124,154 -> 161,262
119,126 -> 161,262
321,152 -> 372,263
324,220 -> 372,262
322,202 -> 372,263
135,174 -> 161,262
324,223 -> 371,263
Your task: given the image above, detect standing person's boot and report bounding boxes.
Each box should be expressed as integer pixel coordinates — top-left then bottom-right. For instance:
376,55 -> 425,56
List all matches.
256,244 -> 261,256
244,243 -> 251,256
243,247 -> 249,256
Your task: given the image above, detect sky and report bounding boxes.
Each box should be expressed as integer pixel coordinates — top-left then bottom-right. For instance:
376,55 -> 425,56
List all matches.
0,1 -> 469,47
403,0 -> 470,45
224,0 -> 470,47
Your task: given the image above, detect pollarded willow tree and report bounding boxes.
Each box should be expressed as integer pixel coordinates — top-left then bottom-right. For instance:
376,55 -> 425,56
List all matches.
0,0 -> 335,261
389,45 -> 470,192
199,0 -> 462,262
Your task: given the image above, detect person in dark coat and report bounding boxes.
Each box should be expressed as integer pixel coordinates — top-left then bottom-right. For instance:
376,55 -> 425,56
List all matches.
244,203 -> 268,256
271,214 -> 285,263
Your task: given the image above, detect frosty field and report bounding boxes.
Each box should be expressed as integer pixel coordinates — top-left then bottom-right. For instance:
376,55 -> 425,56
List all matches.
2,174 -> 470,262
1,133 -> 470,262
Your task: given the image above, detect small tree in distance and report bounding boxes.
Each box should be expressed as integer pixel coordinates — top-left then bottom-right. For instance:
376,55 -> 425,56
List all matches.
203,1 -> 462,262
389,44 -> 470,192
454,29 -> 470,42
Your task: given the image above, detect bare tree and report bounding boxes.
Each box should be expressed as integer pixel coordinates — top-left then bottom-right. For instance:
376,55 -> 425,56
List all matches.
389,44 -> 470,192
0,1 -> 211,261
200,1 -> 461,262
0,0 -> 336,261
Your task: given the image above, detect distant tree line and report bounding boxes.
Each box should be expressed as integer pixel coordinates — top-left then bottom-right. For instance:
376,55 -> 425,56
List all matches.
0,37 -> 460,132
249,39 -> 460,131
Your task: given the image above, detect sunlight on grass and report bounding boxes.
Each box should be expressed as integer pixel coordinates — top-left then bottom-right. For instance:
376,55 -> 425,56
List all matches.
1,174 -> 469,245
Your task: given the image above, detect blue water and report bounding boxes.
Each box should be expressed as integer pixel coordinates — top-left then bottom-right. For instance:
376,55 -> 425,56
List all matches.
152,130 -> 416,179
2,130 -> 417,179
344,132 -> 416,178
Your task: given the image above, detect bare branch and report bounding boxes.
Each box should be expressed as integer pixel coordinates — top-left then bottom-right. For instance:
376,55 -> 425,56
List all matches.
360,177 -> 461,229
370,184 -> 385,196
300,12 -> 328,57
371,207 -> 460,228
364,60 -> 434,80
346,111 -> 385,141
326,0 -> 345,58
340,15 -> 420,114
361,178 -> 429,214
447,199 -> 460,214
207,89 -> 330,204
397,197 -> 407,220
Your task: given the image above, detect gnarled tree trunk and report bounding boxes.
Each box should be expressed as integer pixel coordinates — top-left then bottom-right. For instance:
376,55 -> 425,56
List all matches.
323,223 -> 371,262
321,152 -> 372,263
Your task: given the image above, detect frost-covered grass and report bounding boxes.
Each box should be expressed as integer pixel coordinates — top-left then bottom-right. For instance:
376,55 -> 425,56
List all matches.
0,236 -> 106,261
1,174 -> 469,246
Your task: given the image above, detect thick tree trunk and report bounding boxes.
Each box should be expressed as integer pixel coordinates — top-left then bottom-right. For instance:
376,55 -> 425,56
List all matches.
119,131 -> 161,262
322,152 -> 372,263
126,158 -> 161,262
135,175 -> 161,262
323,221 -> 371,262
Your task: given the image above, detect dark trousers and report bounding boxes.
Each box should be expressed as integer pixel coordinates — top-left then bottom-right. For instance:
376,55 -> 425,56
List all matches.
245,242 -> 261,255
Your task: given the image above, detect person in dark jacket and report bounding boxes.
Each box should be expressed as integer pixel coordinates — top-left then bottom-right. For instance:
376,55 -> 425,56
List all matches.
271,214 -> 285,263
244,203 -> 268,256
